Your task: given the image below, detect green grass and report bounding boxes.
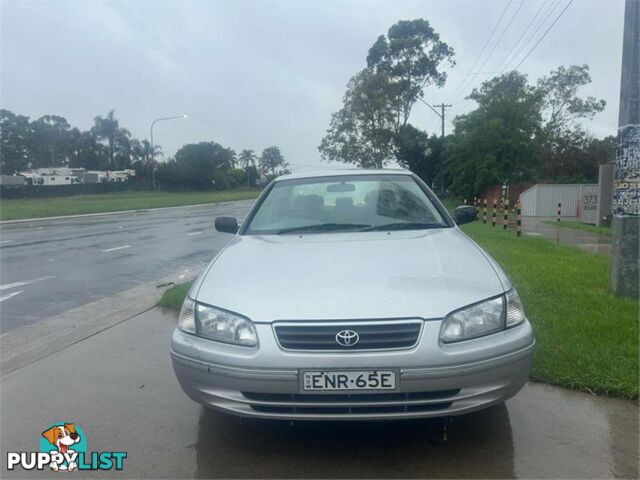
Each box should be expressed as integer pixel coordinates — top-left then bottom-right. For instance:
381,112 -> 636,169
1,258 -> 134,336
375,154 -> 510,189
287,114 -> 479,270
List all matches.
158,208 -> 639,399
461,222 -> 638,399
542,220 -> 612,236
0,189 -> 261,221
158,281 -> 193,310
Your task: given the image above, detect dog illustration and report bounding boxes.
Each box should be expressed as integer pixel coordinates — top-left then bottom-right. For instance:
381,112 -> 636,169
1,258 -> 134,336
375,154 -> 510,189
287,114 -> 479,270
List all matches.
42,424 -> 80,471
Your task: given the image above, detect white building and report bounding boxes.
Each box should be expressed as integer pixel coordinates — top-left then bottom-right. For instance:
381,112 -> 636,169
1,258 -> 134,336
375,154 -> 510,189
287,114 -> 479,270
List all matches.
519,183 -> 599,223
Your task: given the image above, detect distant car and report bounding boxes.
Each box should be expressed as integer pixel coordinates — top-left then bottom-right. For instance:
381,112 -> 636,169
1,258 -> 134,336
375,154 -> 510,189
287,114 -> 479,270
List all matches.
171,169 -> 534,420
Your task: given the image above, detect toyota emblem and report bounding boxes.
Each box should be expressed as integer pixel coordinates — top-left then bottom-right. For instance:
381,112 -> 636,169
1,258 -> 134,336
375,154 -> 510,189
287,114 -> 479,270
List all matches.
335,329 -> 359,347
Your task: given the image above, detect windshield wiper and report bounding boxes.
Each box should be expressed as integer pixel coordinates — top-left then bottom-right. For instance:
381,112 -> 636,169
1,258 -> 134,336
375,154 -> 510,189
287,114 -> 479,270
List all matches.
276,223 -> 371,235
361,222 -> 444,232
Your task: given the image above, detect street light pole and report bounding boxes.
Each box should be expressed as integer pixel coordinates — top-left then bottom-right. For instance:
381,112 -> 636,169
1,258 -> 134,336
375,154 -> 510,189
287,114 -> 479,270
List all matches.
149,115 -> 187,190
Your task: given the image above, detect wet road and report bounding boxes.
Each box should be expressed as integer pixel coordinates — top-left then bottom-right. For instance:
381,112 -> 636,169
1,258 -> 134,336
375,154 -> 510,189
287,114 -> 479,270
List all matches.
0,200 -> 255,334
1,308 -> 637,479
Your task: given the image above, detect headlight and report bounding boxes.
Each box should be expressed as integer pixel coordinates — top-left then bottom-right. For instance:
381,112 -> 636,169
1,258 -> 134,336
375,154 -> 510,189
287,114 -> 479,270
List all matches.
440,289 -> 526,343
196,303 -> 258,346
440,295 -> 505,343
178,297 -> 258,347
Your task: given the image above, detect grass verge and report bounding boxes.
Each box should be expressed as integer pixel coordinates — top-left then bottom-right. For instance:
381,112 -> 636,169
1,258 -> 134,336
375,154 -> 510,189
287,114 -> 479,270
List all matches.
158,215 -> 639,399
0,189 -> 261,221
461,222 -> 638,399
542,220 -> 612,236
158,281 -> 193,310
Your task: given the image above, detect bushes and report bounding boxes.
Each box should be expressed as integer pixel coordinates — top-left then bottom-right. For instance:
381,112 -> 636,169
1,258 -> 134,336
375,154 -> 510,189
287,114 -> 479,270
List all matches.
157,164 -> 249,191
225,169 -> 246,188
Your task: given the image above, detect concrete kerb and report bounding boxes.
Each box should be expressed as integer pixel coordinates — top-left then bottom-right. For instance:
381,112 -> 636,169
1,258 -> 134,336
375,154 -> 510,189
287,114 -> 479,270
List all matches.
0,267 -> 202,376
0,199 -> 256,225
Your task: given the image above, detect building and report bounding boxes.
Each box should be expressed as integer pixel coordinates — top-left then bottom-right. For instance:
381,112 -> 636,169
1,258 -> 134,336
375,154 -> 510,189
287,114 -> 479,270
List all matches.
519,183 -> 599,223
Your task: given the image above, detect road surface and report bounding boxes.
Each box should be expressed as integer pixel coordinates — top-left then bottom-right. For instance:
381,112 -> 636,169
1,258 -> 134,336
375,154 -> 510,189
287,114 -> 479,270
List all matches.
0,199 -> 255,334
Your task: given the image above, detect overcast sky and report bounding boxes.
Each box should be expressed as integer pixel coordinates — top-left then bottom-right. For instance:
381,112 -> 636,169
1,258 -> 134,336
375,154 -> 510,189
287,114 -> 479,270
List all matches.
1,0 -> 625,171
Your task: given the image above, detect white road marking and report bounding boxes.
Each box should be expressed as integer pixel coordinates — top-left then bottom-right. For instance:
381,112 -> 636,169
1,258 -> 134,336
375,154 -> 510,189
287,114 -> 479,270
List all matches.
0,240 -> 14,244
0,290 -> 24,303
0,275 -> 55,291
186,231 -> 204,236
0,282 -> 28,291
101,245 -> 131,253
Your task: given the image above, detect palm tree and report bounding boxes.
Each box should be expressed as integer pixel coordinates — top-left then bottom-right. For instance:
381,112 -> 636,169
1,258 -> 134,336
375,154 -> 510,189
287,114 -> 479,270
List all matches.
131,139 -> 162,164
92,110 -> 131,169
238,149 -> 256,169
130,139 -> 162,182
239,149 -> 257,187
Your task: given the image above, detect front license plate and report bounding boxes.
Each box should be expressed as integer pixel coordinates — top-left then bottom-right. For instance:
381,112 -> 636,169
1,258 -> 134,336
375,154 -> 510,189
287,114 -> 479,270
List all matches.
302,370 -> 396,391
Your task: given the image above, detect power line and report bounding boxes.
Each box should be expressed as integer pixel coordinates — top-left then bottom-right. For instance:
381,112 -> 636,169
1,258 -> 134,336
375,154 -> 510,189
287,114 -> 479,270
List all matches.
492,0 -> 550,73
449,0 -> 526,103
417,97 -> 442,117
500,0 -> 562,72
445,0 -> 514,103
513,0 -> 574,70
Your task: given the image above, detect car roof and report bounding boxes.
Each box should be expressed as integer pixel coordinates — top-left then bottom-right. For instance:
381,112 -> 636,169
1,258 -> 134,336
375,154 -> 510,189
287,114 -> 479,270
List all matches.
274,168 -> 413,182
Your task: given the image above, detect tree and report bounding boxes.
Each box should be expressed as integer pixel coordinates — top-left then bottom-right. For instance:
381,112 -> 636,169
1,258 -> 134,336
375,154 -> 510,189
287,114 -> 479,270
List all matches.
538,65 -> 606,136
259,146 -> 289,176
445,71 -> 544,196
238,149 -> 257,186
238,149 -> 257,169
67,128 -> 108,170
29,115 -> 72,167
319,19 -> 454,167
130,139 -> 162,183
1,108 -> 170,176
537,65 -> 607,180
0,109 -> 31,174
130,139 -> 162,165
319,69 -> 397,168
92,110 -> 131,169
367,19 -> 455,135
160,141 -> 236,189
539,131 -> 615,183
395,124 -> 444,188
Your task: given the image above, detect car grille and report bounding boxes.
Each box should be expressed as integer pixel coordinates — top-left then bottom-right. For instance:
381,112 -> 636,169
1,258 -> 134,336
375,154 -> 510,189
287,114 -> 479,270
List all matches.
242,390 -> 458,415
273,320 -> 423,351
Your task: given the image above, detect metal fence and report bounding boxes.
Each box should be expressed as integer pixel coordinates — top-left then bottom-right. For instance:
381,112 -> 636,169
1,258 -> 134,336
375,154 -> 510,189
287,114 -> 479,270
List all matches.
0,182 -> 143,199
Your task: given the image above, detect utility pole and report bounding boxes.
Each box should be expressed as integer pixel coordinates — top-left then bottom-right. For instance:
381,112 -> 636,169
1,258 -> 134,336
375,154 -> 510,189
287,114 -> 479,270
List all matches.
432,103 -> 452,193
417,98 -> 452,193
610,0 -> 639,297
433,103 -> 453,139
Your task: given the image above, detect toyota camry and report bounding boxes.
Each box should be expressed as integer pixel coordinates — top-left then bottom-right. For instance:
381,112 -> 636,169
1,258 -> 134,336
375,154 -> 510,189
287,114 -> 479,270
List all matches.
170,169 -> 534,420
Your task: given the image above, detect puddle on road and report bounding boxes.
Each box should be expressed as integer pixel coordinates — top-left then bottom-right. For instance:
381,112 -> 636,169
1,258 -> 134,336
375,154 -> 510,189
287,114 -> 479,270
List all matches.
522,218 -> 611,255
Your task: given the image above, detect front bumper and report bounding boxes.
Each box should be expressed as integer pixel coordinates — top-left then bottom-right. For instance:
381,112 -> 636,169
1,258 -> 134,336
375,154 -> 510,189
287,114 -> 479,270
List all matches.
170,320 -> 534,421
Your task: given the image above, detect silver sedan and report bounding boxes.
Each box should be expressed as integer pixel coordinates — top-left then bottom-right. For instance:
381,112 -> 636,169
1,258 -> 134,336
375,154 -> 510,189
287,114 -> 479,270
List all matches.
170,170 -> 534,420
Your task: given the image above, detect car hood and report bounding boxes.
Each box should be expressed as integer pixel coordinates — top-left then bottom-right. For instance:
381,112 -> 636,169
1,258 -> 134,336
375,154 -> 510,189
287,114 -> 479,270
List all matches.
194,228 -> 507,322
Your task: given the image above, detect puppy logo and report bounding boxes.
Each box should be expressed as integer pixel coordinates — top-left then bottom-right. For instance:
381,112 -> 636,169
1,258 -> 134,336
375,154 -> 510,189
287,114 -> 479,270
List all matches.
6,423 -> 126,472
41,423 -> 81,472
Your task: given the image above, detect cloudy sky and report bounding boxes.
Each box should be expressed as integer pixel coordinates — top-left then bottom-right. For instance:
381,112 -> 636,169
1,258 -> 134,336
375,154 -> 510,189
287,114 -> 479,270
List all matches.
1,0 -> 625,171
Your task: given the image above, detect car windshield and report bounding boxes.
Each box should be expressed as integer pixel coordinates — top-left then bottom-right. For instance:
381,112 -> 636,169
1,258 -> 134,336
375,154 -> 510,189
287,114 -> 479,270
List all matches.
244,174 -> 450,235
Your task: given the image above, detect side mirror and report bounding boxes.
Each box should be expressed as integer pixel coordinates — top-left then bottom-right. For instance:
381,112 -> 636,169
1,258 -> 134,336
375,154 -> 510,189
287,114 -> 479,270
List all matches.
454,206 -> 476,225
215,216 -> 239,234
